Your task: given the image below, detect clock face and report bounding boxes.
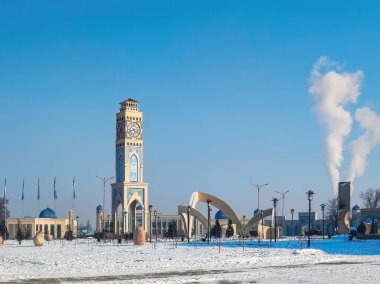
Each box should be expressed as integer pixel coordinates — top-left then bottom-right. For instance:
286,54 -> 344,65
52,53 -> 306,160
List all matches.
117,122 -> 125,139
127,122 -> 141,138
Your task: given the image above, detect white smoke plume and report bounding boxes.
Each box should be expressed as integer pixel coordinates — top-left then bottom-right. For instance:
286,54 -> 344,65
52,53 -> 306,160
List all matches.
309,56 -> 363,194
348,107 -> 380,183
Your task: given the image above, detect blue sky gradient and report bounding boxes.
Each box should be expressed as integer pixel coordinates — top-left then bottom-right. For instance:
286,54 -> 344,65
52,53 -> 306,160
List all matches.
1,1 -> 380,225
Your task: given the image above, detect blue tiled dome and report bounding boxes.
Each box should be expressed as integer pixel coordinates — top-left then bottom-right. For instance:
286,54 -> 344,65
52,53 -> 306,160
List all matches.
254,208 -> 260,215
352,205 -> 360,211
39,207 -> 57,219
215,210 -> 227,220
364,216 -> 374,224
96,205 -> 103,211
136,204 -> 143,210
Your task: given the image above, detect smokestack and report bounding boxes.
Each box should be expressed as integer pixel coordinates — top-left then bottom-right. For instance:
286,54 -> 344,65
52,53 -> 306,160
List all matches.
337,182 -> 350,234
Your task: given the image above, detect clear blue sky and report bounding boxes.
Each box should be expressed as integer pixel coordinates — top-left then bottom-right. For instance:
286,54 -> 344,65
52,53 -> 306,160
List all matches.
1,1 -> 380,226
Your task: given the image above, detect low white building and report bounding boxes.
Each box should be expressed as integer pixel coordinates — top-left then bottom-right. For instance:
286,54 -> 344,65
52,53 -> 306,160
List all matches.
6,208 -> 78,239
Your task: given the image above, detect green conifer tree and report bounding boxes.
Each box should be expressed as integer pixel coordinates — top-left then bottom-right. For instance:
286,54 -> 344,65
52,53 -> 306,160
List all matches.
225,219 -> 234,238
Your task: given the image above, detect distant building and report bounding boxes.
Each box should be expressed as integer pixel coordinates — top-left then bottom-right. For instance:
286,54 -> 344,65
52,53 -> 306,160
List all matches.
298,211 -> 318,234
6,208 -> 78,239
357,208 -> 380,234
152,214 -> 182,237
96,205 -> 103,233
351,205 -> 361,227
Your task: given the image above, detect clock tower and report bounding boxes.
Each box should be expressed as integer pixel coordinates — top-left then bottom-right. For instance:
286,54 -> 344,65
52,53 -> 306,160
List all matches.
111,98 -> 149,234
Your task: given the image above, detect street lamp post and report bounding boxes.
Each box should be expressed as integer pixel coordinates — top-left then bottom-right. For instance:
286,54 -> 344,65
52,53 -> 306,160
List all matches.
96,176 -> 114,238
207,199 -> 212,244
123,210 -> 127,236
306,190 -> 315,248
158,216 -> 161,238
259,210 -> 264,243
272,198 -> 278,242
3,178 -> 7,237
290,208 -> 295,238
269,216 -> 272,243
250,183 -> 268,211
320,203 -> 326,240
275,190 -> 290,217
149,205 -> 153,243
154,210 -> 157,242
187,206 -> 191,243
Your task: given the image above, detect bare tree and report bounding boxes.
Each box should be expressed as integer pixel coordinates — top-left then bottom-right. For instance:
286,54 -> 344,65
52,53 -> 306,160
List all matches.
325,198 -> 338,234
359,188 -> 380,208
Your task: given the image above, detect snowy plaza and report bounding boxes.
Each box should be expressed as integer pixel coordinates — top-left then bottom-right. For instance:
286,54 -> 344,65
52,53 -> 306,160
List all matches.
4,2 -> 380,283
1,237 -> 380,283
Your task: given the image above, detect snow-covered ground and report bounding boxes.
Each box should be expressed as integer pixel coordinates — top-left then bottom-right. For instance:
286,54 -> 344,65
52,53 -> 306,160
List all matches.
1,236 -> 380,283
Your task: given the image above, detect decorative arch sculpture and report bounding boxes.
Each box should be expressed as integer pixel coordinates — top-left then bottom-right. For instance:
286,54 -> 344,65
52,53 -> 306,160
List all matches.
245,208 -> 273,231
178,205 -> 209,238
188,192 -> 243,235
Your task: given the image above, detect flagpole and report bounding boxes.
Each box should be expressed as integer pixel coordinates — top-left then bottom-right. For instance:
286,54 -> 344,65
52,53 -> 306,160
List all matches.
37,178 -> 40,233
3,178 -> 6,231
73,177 -> 75,212
54,177 -> 57,240
21,179 -> 24,218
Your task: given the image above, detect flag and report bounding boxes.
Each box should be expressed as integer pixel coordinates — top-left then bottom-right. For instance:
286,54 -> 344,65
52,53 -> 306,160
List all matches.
3,178 -> 6,199
21,179 -> 24,201
73,177 -> 76,200
54,177 -> 57,200
37,178 -> 40,200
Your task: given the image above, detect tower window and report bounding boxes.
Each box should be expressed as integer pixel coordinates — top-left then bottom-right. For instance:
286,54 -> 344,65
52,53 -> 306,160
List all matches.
118,150 -> 125,183
130,155 -> 138,182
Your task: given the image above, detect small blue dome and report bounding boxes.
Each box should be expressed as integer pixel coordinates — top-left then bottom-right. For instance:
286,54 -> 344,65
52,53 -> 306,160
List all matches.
136,204 -> 142,210
39,208 -> 57,219
364,216 -> 375,224
215,210 -> 227,220
254,209 -> 260,215
352,205 -> 360,211
96,205 -> 103,211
